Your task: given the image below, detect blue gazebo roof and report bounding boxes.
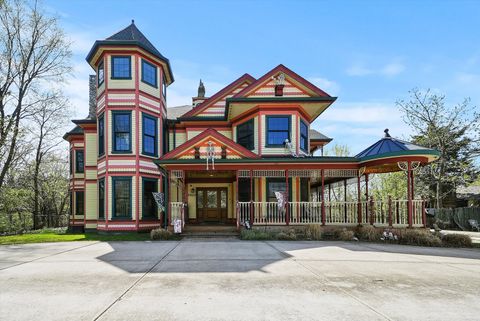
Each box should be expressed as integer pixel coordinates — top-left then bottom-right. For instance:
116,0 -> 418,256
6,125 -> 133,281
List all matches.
356,129 -> 438,161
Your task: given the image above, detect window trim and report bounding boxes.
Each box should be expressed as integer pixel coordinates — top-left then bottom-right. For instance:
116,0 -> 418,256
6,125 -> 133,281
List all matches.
112,176 -> 132,219
236,118 -> 255,151
266,115 -> 291,147
98,114 -> 105,156
75,191 -> 84,216
141,59 -> 158,88
266,177 -> 292,202
300,119 -> 309,152
75,149 -> 84,173
97,60 -> 104,86
142,113 -> 158,157
112,111 -> 132,153
98,177 -> 105,219
142,177 -> 158,219
111,56 -> 132,80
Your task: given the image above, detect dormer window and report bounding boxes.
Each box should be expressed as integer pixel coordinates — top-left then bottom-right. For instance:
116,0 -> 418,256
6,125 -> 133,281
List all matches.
97,60 -> 104,86
111,56 -> 131,79
141,59 -> 157,87
266,116 -> 290,147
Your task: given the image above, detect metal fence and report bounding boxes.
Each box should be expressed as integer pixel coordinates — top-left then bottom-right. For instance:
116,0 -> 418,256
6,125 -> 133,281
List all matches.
0,213 -> 69,235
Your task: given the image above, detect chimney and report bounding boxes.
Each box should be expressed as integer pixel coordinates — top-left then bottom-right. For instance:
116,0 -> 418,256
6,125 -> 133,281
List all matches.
192,79 -> 208,107
88,75 -> 96,119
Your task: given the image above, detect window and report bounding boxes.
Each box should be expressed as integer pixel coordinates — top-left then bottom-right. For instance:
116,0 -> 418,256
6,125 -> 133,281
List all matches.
141,59 -> 157,87
111,56 -> 131,79
142,178 -> 158,218
266,178 -> 292,202
75,191 -> 84,216
113,112 -> 131,152
69,150 -> 73,174
238,178 -> 255,202
237,119 -> 254,150
98,178 -> 105,219
98,60 -> 104,86
112,177 -> 131,218
98,114 -> 104,156
142,114 -> 157,156
75,150 -> 84,173
69,191 -> 73,216
300,120 -> 308,152
162,75 -> 167,98
266,116 -> 290,146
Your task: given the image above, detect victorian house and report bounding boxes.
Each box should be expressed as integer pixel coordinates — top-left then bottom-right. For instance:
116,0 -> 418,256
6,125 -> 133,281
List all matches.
64,22 -> 439,232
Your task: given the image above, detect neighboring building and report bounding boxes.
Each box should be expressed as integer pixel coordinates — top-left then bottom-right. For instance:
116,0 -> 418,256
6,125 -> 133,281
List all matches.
64,21 -> 439,232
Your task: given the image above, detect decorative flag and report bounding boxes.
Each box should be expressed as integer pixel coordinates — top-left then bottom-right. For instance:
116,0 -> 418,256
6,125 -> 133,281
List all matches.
152,192 -> 165,212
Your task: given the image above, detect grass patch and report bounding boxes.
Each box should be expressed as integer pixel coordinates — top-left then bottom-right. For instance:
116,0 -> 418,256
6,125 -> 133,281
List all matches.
0,231 -> 151,245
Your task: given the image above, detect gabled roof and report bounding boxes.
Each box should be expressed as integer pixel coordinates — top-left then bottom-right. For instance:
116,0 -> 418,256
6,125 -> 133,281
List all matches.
86,21 -> 173,84
356,129 -> 440,162
167,105 -> 193,120
179,74 -> 256,119
160,128 -> 261,160
233,64 -> 332,98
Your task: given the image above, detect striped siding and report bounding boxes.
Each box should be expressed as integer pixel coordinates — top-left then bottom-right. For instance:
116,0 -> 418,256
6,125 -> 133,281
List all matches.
108,93 -> 135,106
249,78 -> 309,97
197,82 -> 250,117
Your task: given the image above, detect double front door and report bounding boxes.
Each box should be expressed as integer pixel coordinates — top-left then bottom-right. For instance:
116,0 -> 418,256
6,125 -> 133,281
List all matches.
196,187 -> 228,223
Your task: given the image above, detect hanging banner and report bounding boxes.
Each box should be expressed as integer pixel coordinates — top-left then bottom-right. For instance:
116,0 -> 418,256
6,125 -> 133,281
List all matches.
274,191 -> 286,210
152,192 -> 165,212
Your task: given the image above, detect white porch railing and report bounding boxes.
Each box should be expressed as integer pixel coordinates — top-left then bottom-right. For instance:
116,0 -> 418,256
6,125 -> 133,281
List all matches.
236,199 -> 426,227
170,202 -> 185,225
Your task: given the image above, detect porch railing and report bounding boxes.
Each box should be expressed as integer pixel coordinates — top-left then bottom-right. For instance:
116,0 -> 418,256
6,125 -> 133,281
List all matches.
236,199 -> 426,228
170,202 -> 185,225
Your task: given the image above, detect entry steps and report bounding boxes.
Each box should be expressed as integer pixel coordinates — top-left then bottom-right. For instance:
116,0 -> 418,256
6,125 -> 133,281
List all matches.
181,225 -> 240,239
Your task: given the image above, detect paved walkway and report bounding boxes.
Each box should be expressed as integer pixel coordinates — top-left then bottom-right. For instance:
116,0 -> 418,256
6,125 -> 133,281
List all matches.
1,240 -> 479,321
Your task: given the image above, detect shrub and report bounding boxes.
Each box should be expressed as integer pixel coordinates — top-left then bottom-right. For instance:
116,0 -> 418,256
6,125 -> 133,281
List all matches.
305,224 -> 323,240
355,225 -> 381,241
240,229 -> 274,240
276,229 -> 297,241
442,234 -> 472,247
150,228 -> 173,240
399,229 -> 442,247
334,228 -> 355,241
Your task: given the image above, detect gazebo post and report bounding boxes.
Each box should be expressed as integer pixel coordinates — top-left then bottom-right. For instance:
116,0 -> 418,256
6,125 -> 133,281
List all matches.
407,161 -> 413,227
357,176 -> 362,225
321,169 -> 325,225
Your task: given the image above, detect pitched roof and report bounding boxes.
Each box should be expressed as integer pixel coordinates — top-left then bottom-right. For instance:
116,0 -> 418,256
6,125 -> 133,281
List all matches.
355,129 -> 439,161
167,105 -> 193,120
309,129 -> 331,141
63,125 -> 83,140
86,21 -> 173,83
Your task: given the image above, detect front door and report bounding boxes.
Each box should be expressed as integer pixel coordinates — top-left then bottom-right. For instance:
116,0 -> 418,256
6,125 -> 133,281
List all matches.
196,188 -> 228,223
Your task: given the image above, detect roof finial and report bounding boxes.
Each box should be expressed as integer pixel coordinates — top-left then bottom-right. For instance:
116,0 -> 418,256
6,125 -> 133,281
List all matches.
131,19 -> 135,24
198,79 -> 205,98
384,128 -> 391,138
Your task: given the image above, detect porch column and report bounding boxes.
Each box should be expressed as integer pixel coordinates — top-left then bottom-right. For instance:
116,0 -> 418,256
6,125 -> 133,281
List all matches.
321,169 -> 326,225
407,161 -> 413,227
344,179 -> 348,222
182,170 -> 187,223
285,170 -> 290,226
236,170 -> 239,230
357,176 -> 362,225
167,170 -> 171,227
365,174 -> 369,215
249,170 -> 254,225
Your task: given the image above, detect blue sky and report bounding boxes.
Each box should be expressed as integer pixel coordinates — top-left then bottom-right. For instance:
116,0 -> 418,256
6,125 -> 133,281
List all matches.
46,0 -> 480,154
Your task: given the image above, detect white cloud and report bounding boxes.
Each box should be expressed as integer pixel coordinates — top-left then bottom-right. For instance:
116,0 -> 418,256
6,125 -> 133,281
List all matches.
346,61 -> 405,77
308,77 -> 340,96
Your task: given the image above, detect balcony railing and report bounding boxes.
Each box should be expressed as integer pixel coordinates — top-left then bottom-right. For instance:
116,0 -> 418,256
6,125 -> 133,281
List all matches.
237,199 -> 426,228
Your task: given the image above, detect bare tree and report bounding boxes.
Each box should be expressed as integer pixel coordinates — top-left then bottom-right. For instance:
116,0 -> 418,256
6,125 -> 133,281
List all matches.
0,0 -> 71,189
397,88 -> 480,208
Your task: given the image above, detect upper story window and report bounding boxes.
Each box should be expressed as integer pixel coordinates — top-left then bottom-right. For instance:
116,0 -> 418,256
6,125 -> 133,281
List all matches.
111,56 -> 131,79
69,150 -> 73,174
162,75 -> 167,98
97,60 -> 104,86
141,59 -> 157,87
266,116 -> 290,147
98,114 -> 104,156
300,120 -> 308,152
75,150 -> 84,173
113,112 -> 131,152
237,119 -> 254,150
142,114 -> 157,156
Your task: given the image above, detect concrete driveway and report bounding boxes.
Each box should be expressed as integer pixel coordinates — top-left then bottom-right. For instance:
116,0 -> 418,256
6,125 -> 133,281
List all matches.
1,240 -> 479,321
